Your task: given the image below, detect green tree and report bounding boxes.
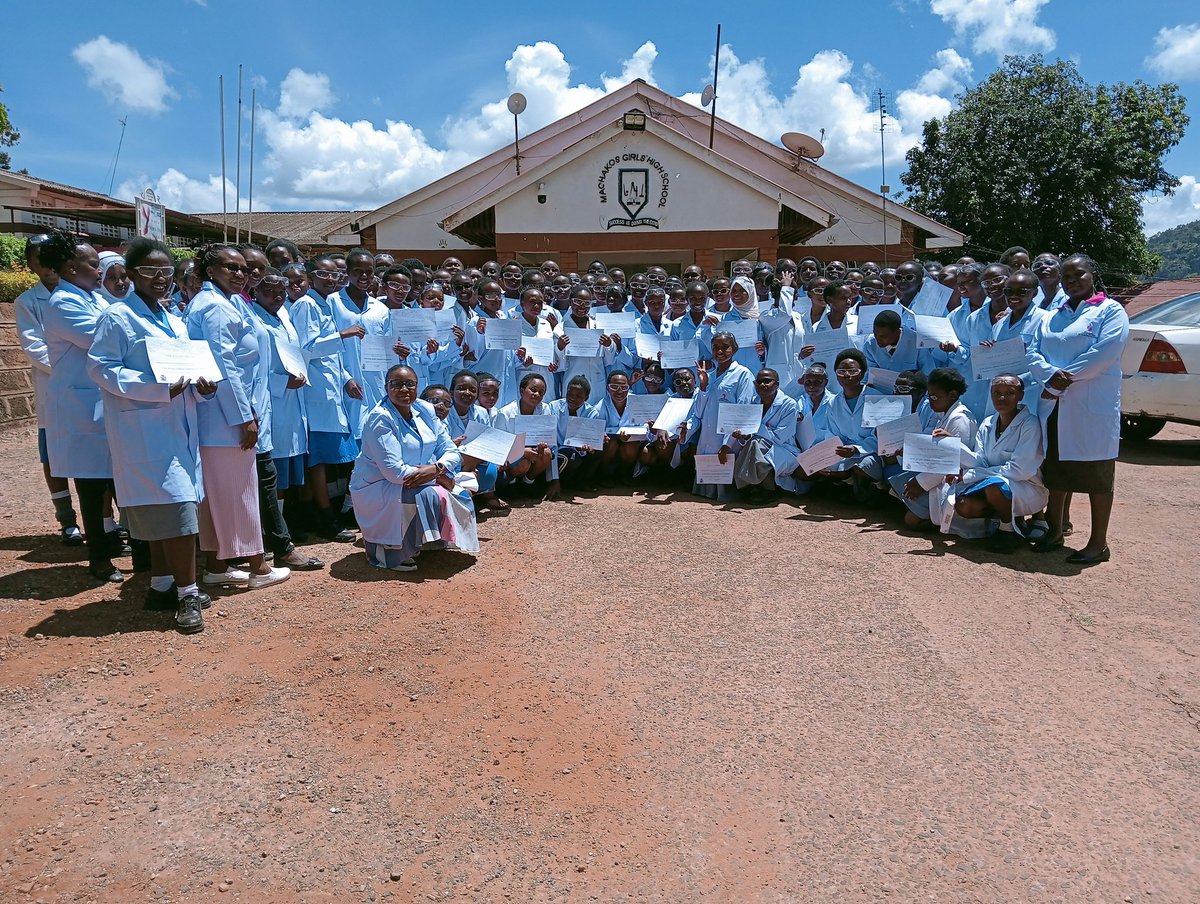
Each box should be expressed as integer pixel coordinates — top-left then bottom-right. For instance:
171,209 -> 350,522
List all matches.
1147,218 -> 1200,279
900,55 -> 1189,283
0,84 -> 19,171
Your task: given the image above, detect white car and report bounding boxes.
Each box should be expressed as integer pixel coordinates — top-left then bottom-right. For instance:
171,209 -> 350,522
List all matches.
1120,292 -> 1200,440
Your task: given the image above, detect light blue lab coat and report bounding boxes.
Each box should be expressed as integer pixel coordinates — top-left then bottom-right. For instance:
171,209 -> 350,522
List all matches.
1027,295 -> 1129,461
15,280 -> 53,428
547,397 -> 602,447
329,288 -> 391,438
446,402 -> 491,441
186,284 -> 270,451
87,296 -> 204,507
290,289 -> 352,435
42,280 -> 111,478
553,313 -> 616,404
464,311 -> 520,408
250,301 -> 308,459
698,308 -> 763,372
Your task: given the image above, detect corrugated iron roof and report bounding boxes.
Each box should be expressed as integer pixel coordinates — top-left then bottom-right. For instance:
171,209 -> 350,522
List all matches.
191,210 -> 365,245
1112,277 -> 1200,317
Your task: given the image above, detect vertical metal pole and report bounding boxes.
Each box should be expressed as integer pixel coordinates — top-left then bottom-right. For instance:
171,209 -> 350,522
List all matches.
513,114 -> 521,175
708,24 -> 721,150
248,89 -> 256,241
878,90 -> 888,266
234,64 -> 243,243
219,75 -> 227,242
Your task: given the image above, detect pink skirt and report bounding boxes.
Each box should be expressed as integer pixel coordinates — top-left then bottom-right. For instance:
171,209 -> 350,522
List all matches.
198,446 -> 263,559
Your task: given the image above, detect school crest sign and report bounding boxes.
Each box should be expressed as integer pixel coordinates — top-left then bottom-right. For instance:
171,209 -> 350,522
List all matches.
597,152 -> 670,229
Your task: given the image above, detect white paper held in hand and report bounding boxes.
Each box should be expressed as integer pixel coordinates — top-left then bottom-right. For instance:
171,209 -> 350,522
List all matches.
515,413 -> 557,446
902,433 -> 963,474
522,336 -> 555,366
971,337 -> 1029,382
875,413 -> 921,455
861,395 -> 910,427
716,402 -> 762,435
564,416 -> 605,449
796,436 -> 844,475
659,339 -> 699,369
274,340 -> 308,378
694,453 -> 735,485
651,396 -> 694,436
563,327 -> 601,357
458,427 -> 521,466
358,334 -> 396,372
144,337 -> 224,384
483,318 -> 523,351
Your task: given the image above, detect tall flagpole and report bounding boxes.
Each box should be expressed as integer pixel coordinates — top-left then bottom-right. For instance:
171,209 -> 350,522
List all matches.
219,75 -> 228,241
234,64 -> 243,243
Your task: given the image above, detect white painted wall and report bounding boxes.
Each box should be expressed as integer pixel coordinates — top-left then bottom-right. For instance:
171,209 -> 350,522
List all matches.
495,131 -> 777,236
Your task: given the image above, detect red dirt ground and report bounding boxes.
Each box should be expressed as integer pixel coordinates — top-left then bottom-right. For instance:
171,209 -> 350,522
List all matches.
1,423 -> 1198,903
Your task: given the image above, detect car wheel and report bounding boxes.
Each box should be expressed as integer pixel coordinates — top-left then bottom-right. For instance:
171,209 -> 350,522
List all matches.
1120,415 -> 1166,441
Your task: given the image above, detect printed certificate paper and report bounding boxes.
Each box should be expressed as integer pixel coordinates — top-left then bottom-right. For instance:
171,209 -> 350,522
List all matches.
144,337 -> 223,384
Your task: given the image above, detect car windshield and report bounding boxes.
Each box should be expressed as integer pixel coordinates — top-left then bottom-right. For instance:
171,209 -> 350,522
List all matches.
1130,292 -> 1200,327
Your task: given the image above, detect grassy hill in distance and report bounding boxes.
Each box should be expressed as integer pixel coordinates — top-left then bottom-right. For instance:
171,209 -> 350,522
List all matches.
1149,218 -> 1200,279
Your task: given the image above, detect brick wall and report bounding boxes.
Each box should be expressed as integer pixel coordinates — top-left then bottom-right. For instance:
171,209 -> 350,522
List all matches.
0,301 -> 36,429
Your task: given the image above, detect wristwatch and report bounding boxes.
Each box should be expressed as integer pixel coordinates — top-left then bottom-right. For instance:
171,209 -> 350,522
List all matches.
434,462 -> 447,475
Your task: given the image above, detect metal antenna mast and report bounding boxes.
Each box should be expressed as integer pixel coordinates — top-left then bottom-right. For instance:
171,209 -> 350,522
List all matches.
877,90 -> 890,266
104,116 -> 128,197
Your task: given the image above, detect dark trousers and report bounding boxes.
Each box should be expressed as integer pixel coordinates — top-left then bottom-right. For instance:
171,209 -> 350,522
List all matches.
74,477 -> 114,566
256,453 -> 294,556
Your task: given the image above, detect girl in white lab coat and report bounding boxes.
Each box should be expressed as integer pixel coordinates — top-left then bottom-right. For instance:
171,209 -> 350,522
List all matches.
491,373 -> 556,493
945,375 -> 1049,553
350,365 -> 478,572
721,368 -> 802,503
38,231 -> 121,583
512,288 -> 562,402
87,238 -> 216,632
1026,254 -> 1129,563
556,286 -> 618,404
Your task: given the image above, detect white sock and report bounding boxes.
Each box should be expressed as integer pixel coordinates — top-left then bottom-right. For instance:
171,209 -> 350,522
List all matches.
998,520 -> 1014,532
177,583 -> 199,599
103,517 -> 119,533
50,489 -> 71,500
150,575 -> 174,591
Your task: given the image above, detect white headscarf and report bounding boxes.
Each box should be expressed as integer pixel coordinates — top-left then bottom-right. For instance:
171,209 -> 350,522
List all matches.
98,252 -> 131,304
731,276 -> 759,320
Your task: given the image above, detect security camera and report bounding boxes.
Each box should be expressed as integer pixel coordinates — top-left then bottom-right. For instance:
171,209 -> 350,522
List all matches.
537,182 -> 547,204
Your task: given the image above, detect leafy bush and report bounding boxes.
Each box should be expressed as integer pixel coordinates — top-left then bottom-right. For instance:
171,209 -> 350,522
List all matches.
170,246 -> 197,263
0,234 -> 25,270
0,268 -> 37,302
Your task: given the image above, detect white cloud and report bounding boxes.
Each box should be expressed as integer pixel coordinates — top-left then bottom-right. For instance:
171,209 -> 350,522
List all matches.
444,41 -> 659,159
117,168 -> 251,214
276,68 -> 335,120
930,0 -> 1055,55
124,39 -> 973,215
72,36 -> 177,114
1142,176 -> 1200,236
1146,24 -> 1200,81
131,43 -> 661,212
678,46 -> 971,173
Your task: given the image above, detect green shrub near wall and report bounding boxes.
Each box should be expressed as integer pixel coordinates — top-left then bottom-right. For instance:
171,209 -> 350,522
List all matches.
0,234 -> 25,270
0,269 -> 38,301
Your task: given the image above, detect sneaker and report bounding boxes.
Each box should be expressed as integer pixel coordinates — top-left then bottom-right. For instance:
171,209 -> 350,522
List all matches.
60,525 -> 84,547
388,558 -> 418,572
175,594 -> 205,634
247,566 -> 291,589
144,584 -> 177,611
202,568 -> 250,587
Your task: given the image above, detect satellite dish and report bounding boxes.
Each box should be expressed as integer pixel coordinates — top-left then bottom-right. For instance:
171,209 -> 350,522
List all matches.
701,85 -> 715,108
781,131 -> 825,160
507,92 -> 527,115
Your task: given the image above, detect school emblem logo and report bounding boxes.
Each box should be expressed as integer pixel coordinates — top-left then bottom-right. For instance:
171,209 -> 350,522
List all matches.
618,169 -> 649,221
597,152 -> 669,229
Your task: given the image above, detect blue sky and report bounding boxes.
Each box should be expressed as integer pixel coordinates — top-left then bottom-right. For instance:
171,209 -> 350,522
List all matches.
4,0 -> 1199,234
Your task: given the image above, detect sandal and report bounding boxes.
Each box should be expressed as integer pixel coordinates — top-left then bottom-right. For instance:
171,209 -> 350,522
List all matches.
280,552 -> 324,571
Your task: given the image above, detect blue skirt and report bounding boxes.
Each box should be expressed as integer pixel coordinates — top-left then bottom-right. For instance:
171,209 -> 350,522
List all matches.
307,431 -> 359,466
273,453 -> 307,490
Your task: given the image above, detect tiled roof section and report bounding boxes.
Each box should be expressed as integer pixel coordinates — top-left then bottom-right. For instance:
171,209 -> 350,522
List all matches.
1112,277 -> 1200,317
192,210 -> 366,245
0,170 -> 123,204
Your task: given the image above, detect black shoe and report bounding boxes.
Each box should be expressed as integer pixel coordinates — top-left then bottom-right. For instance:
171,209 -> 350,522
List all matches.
176,594 -> 205,634
1066,546 -> 1110,565
144,584 -> 177,611
1032,534 -> 1065,553
987,530 -> 1021,554
60,525 -> 84,546
316,514 -> 356,542
107,530 -> 132,557
88,562 -> 124,584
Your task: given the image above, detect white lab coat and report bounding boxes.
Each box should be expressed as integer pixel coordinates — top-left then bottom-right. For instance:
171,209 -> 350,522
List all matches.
464,311 -> 520,408
932,405 -> 1048,538
42,280 -> 111,479
349,398 -> 463,546
15,281 -> 53,428
250,301 -> 308,459
1027,295 -> 1129,461
554,314 -> 617,404
990,304 -> 1047,403
514,314 -> 562,402
87,296 -> 204,507
186,284 -> 270,451
760,302 -> 805,384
